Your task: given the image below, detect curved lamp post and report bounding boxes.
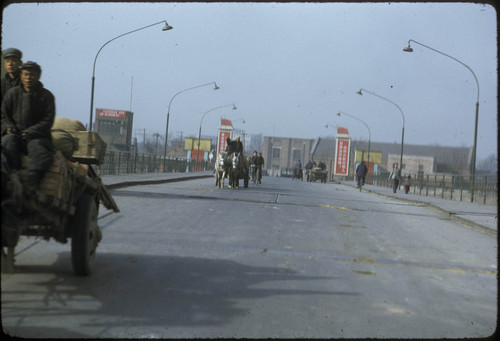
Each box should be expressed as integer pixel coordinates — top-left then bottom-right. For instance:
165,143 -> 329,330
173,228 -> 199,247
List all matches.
403,39 -> 480,202
357,88 -> 405,175
337,111 -> 371,167
163,81 -> 219,168
89,20 -> 173,131
197,104 -> 237,161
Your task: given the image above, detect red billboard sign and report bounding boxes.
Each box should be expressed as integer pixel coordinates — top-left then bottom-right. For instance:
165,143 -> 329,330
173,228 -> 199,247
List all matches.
97,108 -> 127,119
334,138 -> 350,175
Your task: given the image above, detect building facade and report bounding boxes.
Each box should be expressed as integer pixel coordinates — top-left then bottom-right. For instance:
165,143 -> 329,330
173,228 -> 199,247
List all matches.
94,108 -> 134,152
262,136 -> 315,175
262,134 -> 472,179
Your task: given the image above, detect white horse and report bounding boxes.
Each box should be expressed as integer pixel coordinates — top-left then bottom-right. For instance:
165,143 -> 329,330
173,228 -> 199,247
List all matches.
214,152 -> 230,188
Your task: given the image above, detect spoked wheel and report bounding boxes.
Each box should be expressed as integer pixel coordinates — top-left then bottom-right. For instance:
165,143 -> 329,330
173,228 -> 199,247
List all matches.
71,193 -> 100,276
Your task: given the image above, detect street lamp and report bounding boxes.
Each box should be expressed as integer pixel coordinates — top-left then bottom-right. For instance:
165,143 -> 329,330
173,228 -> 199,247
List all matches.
163,81 -> 219,168
403,39 -> 480,202
89,20 -> 173,131
357,88 -> 405,175
197,104 -> 237,162
337,111 -> 371,167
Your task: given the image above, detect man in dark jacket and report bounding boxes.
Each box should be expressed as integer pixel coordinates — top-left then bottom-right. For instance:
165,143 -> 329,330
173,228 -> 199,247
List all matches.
225,137 -> 237,155
234,136 -> 243,154
1,61 -> 55,192
254,152 -> 264,184
355,160 -> 368,188
1,48 -> 23,100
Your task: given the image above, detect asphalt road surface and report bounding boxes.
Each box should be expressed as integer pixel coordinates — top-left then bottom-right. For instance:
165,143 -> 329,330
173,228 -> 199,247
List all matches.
1,176 -> 497,338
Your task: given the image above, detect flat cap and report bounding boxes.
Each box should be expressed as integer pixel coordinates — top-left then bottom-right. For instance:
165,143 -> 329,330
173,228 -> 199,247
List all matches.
3,48 -> 22,60
21,61 -> 41,73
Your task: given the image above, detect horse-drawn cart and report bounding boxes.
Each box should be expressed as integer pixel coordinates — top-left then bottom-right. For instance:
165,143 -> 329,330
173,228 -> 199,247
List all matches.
1,129 -> 119,276
306,167 -> 328,183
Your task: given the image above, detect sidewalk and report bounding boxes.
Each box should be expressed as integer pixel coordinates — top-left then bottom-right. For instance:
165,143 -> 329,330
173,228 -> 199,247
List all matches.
340,181 -> 497,236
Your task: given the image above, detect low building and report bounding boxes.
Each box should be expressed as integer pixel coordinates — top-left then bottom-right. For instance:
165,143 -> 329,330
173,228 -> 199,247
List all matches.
262,136 -> 315,176
262,134 -> 473,179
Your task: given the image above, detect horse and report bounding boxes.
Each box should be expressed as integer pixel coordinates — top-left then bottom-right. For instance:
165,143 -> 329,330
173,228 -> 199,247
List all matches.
214,152 -> 230,188
228,153 -> 250,189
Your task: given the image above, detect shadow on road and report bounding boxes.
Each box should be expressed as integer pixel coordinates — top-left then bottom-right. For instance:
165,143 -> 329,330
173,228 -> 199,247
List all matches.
3,251 -> 357,337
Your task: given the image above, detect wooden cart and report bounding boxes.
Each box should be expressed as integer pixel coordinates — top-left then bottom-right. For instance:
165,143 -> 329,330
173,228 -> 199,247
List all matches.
1,131 -> 119,276
306,167 -> 328,183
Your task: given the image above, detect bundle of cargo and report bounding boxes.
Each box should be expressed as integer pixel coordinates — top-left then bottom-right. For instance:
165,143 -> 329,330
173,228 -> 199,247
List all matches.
19,151 -> 75,211
51,117 -> 107,165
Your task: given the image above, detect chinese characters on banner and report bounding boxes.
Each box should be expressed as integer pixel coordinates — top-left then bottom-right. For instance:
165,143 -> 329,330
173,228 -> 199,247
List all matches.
217,130 -> 232,154
96,108 -> 127,119
334,138 -> 350,175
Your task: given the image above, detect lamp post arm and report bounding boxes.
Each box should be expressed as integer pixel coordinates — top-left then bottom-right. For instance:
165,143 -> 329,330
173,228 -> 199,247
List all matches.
197,103 -> 236,161
408,39 -> 479,101
167,82 -> 218,115
163,81 -> 218,168
338,111 -> 371,165
90,20 -> 169,131
359,89 -> 405,127
339,111 -> 371,141
92,20 -> 167,76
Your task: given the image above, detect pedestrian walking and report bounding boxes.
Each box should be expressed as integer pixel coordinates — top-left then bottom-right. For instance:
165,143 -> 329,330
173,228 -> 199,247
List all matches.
356,160 -> 368,188
404,175 -> 411,194
389,163 -> 401,193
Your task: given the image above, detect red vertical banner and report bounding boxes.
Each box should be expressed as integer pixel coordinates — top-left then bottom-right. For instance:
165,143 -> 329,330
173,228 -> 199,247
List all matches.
217,130 -> 232,154
334,138 -> 350,176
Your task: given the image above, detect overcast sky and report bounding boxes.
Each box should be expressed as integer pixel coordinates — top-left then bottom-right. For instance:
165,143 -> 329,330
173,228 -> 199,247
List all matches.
2,2 -> 497,161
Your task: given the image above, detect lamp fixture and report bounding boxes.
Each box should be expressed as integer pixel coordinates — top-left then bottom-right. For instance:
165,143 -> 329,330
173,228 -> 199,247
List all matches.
403,44 -> 413,52
162,22 -> 173,31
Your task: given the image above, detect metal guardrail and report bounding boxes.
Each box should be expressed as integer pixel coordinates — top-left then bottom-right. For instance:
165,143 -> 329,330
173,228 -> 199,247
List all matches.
97,151 -> 213,176
349,173 -> 497,205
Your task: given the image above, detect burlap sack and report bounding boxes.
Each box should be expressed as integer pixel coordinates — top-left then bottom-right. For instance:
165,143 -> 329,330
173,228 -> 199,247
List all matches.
51,129 -> 78,160
52,117 -> 86,131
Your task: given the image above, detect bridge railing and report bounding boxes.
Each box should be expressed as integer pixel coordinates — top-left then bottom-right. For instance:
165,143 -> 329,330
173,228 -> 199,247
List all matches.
97,151 -> 213,176
346,173 -> 497,205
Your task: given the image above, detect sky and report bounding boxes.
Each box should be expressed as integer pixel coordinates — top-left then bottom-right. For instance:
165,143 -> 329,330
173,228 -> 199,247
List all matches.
1,1 -> 497,161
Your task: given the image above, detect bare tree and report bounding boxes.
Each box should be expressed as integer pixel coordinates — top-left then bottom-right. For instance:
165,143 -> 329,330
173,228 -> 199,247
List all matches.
477,153 -> 498,174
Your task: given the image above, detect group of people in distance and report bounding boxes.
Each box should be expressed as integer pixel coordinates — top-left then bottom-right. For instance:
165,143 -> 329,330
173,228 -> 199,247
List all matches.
224,136 -> 264,184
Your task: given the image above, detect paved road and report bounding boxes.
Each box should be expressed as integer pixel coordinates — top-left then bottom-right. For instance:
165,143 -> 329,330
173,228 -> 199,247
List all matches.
1,175 -> 497,338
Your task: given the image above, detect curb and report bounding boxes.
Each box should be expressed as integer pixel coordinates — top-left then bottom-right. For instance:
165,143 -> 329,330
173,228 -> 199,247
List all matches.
341,183 -> 497,237
105,174 -> 213,190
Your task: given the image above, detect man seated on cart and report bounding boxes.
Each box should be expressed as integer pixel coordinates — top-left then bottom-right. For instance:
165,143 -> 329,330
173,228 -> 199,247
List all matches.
1,61 -> 55,195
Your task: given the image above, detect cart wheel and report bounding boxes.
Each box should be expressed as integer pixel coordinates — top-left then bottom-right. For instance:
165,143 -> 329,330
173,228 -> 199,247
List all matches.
71,194 -> 99,276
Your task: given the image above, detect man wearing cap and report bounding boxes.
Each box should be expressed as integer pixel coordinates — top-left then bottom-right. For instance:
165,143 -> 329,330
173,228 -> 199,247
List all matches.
1,48 -> 23,99
1,61 -> 55,193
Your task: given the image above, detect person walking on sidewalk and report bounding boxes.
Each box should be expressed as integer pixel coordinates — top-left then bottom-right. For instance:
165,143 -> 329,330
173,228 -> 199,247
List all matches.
356,160 -> 368,188
389,163 -> 401,193
404,175 -> 411,194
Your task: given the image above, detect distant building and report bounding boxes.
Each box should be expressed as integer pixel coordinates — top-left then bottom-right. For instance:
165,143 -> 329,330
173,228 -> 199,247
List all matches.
262,136 -> 315,175
94,108 -> 133,152
262,134 -> 472,179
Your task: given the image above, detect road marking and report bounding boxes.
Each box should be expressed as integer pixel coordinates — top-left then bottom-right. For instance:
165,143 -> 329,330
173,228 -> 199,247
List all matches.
319,204 -> 351,210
